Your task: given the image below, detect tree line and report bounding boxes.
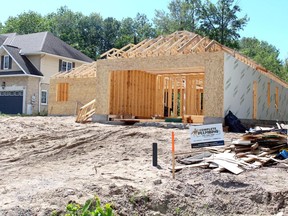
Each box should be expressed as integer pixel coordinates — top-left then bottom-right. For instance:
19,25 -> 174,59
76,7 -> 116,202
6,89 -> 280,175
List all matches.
0,0 -> 287,81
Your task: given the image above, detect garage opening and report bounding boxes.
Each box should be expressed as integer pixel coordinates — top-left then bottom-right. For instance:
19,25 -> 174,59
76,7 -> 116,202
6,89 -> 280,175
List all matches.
0,91 -> 23,114
109,69 -> 204,120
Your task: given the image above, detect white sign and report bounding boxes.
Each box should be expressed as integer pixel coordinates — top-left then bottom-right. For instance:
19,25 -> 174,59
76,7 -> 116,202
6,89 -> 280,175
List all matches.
190,123 -> 224,148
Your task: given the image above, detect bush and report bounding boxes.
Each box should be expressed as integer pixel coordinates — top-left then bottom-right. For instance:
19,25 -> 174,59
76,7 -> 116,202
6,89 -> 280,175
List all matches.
52,196 -> 114,216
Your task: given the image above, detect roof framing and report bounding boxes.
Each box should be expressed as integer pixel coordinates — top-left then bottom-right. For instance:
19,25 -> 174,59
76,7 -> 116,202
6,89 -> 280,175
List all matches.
100,31 -> 287,88
52,62 -> 97,78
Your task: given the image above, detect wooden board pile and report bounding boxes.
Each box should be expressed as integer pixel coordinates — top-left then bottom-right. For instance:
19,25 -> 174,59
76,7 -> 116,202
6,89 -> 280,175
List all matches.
176,129 -> 288,175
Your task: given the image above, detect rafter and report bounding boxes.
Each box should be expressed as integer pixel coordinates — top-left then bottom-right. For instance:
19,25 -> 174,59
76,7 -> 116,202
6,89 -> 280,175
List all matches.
97,30 -> 287,87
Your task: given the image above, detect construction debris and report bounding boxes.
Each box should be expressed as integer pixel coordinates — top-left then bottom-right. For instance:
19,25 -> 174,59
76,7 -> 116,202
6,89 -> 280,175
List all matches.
75,99 -> 96,123
177,127 -> 288,174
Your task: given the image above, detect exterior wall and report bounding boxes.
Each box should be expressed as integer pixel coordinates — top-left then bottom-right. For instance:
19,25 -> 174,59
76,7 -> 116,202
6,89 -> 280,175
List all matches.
0,50 -> 21,72
224,53 -> 288,121
0,76 -> 41,114
48,77 -> 97,115
40,54 -> 86,115
40,54 -> 62,84
95,52 -> 224,117
27,54 -> 41,70
40,54 -> 83,84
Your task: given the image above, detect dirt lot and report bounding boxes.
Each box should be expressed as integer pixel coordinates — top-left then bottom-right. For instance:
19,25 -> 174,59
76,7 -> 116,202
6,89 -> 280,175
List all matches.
0,116 -> 287,216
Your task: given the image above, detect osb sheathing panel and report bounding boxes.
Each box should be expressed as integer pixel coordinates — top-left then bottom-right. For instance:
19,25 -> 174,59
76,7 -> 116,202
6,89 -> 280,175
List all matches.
96,51 -> 224,117
48,77 -> 97,115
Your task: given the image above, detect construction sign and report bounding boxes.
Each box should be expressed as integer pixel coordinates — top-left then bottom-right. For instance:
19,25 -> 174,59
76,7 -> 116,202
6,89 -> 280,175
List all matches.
190,124 -> 224,148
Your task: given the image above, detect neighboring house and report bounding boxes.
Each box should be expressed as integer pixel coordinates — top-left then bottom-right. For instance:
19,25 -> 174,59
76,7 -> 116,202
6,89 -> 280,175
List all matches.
49,31 -> 288,123
0,32 -> 92,115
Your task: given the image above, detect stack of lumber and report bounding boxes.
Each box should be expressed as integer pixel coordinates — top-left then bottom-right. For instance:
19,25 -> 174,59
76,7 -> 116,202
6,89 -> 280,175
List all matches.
176,129 -> 288,175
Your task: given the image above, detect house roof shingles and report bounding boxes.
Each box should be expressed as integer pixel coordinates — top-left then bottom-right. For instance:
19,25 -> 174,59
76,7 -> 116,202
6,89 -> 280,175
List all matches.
3,45 -> 43,76
1,32 -> 93,62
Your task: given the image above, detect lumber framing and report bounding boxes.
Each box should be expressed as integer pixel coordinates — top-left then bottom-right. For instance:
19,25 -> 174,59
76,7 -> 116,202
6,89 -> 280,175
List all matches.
101,31 -> 287,88
109,70 -> 204,118
52,62 -> 97,78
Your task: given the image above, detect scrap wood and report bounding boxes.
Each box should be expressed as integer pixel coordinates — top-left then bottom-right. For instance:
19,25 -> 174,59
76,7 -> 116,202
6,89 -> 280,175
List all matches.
209,153 -> 254,169
269,157 -> 288,167
177,151 -> 212,165
245,154 -> 271,163
174,128 -> 287,175
171,162 -> 209,171
204,158 -> 244,175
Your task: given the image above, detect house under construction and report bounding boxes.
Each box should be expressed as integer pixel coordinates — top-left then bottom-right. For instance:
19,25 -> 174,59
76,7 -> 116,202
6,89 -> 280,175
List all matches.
48,31 -> 288,123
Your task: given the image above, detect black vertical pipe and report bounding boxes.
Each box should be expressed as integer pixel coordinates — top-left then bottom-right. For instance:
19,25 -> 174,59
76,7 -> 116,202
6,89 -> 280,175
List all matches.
153,142 -> 157,166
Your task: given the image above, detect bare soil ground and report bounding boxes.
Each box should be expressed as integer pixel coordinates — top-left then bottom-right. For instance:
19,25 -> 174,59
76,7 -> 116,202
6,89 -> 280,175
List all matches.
0,116 -> 287,216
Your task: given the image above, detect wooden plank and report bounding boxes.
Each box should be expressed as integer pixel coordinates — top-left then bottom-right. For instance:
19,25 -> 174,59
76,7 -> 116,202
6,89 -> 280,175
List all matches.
149,73 -> 153,116
144,72 -> 148,117
185,76 -> 191,114
156,76 -> 163,116
109,72 -> 114,114
124,71 -> 128,114
131,70 -> 135,116
120,71 -> 124,114
194,79 -> 198,114
170,162 -> 210,171
127,70 -> 131,114
140,71 -> 145,116
168,76 -> 172,117
173,77 -> 178,117
180,77 -> 183,116
205,159 -> 244,175
115,72 -> 120,114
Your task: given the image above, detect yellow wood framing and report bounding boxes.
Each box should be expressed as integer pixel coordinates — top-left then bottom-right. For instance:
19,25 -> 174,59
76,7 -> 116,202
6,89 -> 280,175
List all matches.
52,62 -> 97,79
101,30 -> 287,88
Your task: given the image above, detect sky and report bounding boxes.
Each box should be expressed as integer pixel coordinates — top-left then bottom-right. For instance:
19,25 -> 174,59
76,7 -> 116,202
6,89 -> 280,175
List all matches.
0,0 -> 287,61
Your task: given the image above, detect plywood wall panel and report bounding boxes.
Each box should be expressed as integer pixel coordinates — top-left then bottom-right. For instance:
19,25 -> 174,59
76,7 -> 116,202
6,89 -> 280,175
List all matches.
48,77 -> 97,115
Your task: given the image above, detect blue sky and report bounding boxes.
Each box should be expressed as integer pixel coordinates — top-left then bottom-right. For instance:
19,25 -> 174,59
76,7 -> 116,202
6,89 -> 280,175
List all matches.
0,0 -> 287,61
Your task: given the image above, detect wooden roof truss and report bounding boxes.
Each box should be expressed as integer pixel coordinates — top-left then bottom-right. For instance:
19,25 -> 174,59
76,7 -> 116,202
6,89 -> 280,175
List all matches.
52,62 -> 97,78
100,31 -> 287,87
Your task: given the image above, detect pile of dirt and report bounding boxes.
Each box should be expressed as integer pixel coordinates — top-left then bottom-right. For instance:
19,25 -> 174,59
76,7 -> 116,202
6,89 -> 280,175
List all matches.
0,116 -> 287,216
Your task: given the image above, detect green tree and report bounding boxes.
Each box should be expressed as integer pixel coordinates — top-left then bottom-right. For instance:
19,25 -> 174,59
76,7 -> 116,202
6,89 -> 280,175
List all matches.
2,11 -> 48,34
100,17 -> 121,53
116,17 -> 135,48
46,6 -> 84,50
282,58 -> 288,81
153,0 -> 201,34
239,37 -> 285,79
0,22 -> 3,33
198,0 -> 249,48
116,14 -> 156,48
133,13 -> 156,43
78,13 -> 104,59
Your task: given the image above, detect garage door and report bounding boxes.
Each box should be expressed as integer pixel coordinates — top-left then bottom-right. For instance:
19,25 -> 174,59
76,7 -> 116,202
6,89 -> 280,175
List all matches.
0,91 -> 23,114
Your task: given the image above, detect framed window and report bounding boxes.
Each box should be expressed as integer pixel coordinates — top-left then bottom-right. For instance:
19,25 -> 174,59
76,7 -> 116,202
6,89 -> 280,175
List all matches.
61,61 -> 67,72
59,60 -> 74,72
67,62 -> 72,71
41,90 -> 48,105
4,55 -> 9,69
1,55 -> 11,70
